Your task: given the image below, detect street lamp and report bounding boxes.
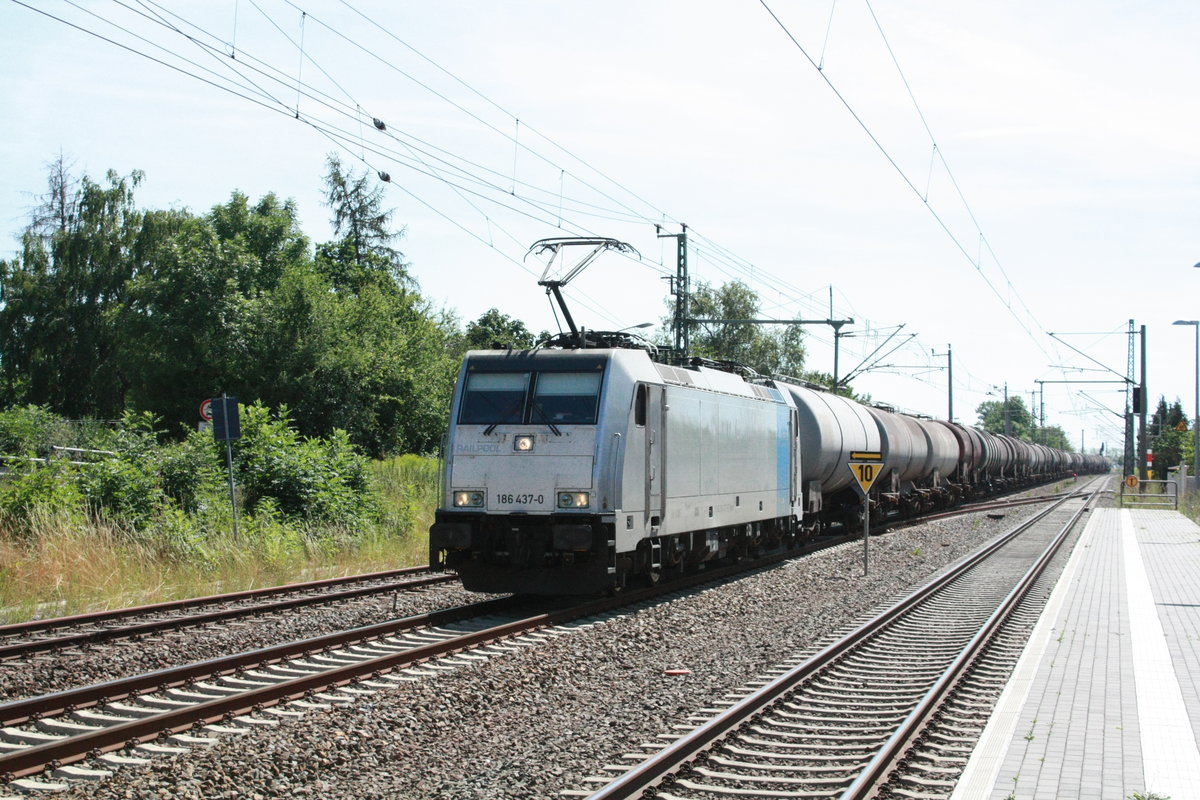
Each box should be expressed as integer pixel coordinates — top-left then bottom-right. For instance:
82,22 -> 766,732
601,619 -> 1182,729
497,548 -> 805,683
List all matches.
1174,319 -> 1199,481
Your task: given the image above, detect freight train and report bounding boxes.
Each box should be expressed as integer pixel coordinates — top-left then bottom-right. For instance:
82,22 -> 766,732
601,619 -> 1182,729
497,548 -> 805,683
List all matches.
429,343 -> 1107,594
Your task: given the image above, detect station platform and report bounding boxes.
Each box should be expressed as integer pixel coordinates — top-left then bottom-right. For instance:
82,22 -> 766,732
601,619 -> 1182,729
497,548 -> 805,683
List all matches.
953,506 -> 1200,800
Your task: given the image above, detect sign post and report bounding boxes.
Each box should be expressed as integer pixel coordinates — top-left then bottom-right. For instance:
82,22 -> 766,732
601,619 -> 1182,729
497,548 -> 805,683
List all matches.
210,395 -> 241,540
848,451 -> 884,576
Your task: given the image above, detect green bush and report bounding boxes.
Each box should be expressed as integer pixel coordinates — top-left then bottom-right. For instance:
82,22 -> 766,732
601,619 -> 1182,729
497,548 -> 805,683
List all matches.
373,453 -> 439,534
0,405 -> 78,458
0,402 -> 379,542
0,460 -> 86,534
234,402 -> 377,525
157,429 -> 225,513
79,457 -> 162,526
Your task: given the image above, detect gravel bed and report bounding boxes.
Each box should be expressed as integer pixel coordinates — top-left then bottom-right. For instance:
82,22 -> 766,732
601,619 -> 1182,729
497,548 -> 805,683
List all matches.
43,498 -> 1066,800
0,584 -> 488,703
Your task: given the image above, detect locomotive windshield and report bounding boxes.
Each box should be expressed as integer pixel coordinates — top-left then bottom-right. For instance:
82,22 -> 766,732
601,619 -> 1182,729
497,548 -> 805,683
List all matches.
459,372 -> 530,424
532,372 -> 602,424
458,370 -> 602,425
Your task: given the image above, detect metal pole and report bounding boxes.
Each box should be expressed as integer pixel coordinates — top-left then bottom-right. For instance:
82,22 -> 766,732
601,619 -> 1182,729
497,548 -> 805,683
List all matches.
833,329 -> 841,392
225,437 -> 239,540
1194,322 -> 1199,481
1037,380 -> 1045,431
831,320 -> 852,393
862,501 -> 870,577
222,393 -> 239,540
947,344 -> 953,423
1032,393 -> 1041,443
1139,325 -> 1148,481
661,226 -> 689,358
1004,382 -> 1010,436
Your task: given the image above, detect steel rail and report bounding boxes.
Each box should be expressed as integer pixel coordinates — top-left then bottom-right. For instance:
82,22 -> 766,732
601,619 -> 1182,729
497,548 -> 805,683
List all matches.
900,492 -> 1069,527
584,478 -> 1103,800
0,594 -> 522,730
840,484 -> 1102,798
0,593 -> 526,781
0,565 -> 433,636
0,570 -> 455,661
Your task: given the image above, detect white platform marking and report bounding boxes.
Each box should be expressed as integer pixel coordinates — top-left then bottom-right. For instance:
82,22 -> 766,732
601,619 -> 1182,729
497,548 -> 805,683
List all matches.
1121,509 -> 1200,794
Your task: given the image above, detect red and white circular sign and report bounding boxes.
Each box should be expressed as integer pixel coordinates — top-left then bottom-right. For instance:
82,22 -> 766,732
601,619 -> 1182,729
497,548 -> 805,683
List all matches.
199,398 -> 213,421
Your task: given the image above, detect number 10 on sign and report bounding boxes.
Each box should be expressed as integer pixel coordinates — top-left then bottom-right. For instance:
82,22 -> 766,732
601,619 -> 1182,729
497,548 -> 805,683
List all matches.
850,460 -> 882,494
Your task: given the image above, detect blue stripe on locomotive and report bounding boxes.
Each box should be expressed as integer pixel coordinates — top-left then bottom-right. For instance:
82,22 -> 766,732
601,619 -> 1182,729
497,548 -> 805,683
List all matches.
774,391 -> 791,517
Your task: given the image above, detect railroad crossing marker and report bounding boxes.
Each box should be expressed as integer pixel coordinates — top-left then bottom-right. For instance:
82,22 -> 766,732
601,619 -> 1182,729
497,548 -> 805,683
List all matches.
848,451 -> 884,496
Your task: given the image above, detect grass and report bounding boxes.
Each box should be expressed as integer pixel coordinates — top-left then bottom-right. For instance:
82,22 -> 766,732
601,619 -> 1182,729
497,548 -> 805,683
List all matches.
0,455 -> 442,624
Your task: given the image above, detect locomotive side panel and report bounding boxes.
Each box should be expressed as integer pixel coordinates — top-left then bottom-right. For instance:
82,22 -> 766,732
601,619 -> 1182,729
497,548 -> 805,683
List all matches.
653,384 -> 795,540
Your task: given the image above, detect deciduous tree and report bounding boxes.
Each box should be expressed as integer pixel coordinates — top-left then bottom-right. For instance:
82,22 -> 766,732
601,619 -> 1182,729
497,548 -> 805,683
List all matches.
0,158 -> 144,417
665,280 -> 807,377
975,397 -> 1033,439
464,308 -> 536,350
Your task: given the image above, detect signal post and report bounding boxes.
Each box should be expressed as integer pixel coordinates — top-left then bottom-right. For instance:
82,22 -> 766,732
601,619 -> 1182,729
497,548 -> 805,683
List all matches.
848,451 -> 884,576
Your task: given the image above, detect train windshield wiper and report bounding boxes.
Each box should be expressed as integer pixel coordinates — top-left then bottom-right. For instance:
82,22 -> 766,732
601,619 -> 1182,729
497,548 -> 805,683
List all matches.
529,401 -> 562,436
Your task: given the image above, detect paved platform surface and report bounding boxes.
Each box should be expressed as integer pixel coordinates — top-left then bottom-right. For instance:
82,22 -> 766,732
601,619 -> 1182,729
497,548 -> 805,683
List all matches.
953,507 -> 1200,800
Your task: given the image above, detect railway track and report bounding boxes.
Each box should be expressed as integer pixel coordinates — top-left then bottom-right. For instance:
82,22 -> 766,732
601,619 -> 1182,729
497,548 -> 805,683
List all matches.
0,594 -> 544,787
0,567 -> 455,662
577,478 -> 1103,799
0,533 -> 846,790
0,478 -> 1087,792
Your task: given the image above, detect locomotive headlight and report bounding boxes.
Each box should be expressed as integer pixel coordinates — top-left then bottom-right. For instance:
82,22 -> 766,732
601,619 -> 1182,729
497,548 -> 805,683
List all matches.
557,491 -> 590,509
453,490 -> 485,508
514,435 -> 535,452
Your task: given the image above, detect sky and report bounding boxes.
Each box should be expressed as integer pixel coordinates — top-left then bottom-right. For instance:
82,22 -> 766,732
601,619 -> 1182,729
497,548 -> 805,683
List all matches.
2,0 -> 1198,459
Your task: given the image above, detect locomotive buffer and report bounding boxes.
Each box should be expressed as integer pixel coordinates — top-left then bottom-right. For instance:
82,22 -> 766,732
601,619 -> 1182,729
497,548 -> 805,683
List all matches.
848,451 -> 883,575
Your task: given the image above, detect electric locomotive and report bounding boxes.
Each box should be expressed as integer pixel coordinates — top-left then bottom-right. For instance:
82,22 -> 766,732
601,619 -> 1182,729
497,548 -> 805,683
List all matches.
429,346 -> 803,594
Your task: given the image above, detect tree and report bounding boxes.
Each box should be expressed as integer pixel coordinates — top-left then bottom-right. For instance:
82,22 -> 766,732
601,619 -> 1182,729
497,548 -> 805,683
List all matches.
1032,425 -> 1073,451
316,154 -> 410,292
116,192 -> 310,426
0,159 -> 145,417
248,270 -> 460,457
2,157 -> 462,457
464,308 -> 535,350
975,397 -> 1033,439
1150,396 -> 1186,434
1148,395 -> 1189,471
665,280 -> 807,377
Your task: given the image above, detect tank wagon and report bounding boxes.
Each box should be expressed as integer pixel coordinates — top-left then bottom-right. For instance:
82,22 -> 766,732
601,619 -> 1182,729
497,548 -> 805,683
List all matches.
430,346 -> 1108,594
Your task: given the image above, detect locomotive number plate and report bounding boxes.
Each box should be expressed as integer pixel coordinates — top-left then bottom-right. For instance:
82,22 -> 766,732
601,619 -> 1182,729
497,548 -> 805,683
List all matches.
496,493 -> 545,505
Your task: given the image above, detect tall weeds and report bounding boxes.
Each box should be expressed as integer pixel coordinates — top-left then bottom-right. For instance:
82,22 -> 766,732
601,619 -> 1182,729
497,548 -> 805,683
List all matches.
0,455 -> 442,623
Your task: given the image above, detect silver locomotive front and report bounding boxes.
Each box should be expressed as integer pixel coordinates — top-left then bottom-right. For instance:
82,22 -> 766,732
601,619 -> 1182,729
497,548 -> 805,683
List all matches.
430,349 -> 617,593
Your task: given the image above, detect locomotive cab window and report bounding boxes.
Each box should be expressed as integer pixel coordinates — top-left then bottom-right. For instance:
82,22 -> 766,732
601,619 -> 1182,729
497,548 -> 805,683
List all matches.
634,384 -> 647,427
459,372 -> 530,425
531,372 -> 602,425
